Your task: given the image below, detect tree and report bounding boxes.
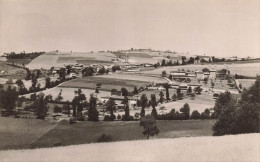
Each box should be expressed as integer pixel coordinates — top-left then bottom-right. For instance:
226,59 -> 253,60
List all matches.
181,56 -> 186,65
98,67 -> 106,75
162,70 -> 167,77
31,75 -> 38,88
233,77 -> 260,134
59,68 -> 66,80
133,87 -> 139,95
211,81 -> 215,90
163,83 -> 170,100
82,67 -> 94,76
213,91 -> 237,135
16,79 -> 24,88
202,68 -> 210,72
72,89 -> 86,116
177,88 -> 183,99
122,96 -> 130,121
150,94 -> 158,118
171,93 -> 177,101
201,108 -> 210,119
167,60 -> 173,66
188,57 -> 195,64
161,59 -> 166,66
55,89 -> 63,102
35,93 -> 49,119
194,86 -> 202,94
88,94 -> 99,121
112,66 -> 121,72
105,98 -> 116,121
121,87 -> 128,96
140,115 -> 159,139
191,110 -> 200,119
180,103 -> 190,119
45,77 -> 51,88
140,94 -> 148,117
239,83 -> 242,89
159,91 -> 164,103
53,105 -> 62,115
187,86 -> 192,95
0,85 -> 18,114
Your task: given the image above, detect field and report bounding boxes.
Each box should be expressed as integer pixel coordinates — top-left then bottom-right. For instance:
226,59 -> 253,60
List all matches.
26,52 -> 116,69
95,73 -> 167,84
0,117 -> 214,150
0,61 -> 26,79
0,118 -> 56,150
236,79 -> 256,89
6,59 -> 33,65
23,87 -> 111,101
1,133 -> 258,162
140,62 -> 260,77
59,76 -> 151,92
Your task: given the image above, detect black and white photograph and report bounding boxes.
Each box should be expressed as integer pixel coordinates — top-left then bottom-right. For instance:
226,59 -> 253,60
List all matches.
0,0 -> 259,161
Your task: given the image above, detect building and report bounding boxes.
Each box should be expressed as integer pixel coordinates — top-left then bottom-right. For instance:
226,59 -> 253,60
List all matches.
195,71 -> 204,80
209,70 -> 216,80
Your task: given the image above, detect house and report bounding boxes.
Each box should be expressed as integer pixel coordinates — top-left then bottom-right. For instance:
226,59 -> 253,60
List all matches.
170,71 -> 186,78
209,70 -> 216,80
195,71 -> 204,80
204,72 -> 210,78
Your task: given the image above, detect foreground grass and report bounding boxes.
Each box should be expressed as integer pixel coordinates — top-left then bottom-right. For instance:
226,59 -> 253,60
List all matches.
0,117 -> 215,150
1,133 -> 258,162
0,118 -> 56,150
30,119 -> 215,149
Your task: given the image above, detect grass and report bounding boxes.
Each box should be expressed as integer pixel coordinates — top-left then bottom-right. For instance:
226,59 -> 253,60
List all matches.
60,76 -> 150,91
1,134 -> 258,162
140,62 -> 260,77
0,117 -> 56,150
0,117 -> 215,150
96,73 -> 167,83
30,120 -> 215,149
6,59 -> 33,65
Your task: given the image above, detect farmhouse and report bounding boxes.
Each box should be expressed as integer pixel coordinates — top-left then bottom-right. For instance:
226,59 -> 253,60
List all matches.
209,70 -> 216,80
170,71 -> 186,78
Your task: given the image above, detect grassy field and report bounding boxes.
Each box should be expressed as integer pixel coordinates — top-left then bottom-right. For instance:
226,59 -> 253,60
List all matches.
30,119 -> 215,149
1,134 -> 258,162
60,76 -> 150,91
0,61 -> 26,79
237,79 -> 255,89
6,59 -> 33,65
0,117 -> 215,150
0,118 -> 56,150
140,62 -> 260,77
95,73 -> 167,84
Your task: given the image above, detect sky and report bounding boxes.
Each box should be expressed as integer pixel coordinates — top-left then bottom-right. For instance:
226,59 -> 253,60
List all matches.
0,0 -> 259,58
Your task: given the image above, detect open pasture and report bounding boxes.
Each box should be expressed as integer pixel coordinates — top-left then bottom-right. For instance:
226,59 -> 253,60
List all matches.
96,73 -> 167,84
28,119 -> 214,149
59,76 -> 150,92
140,62 -> 260,77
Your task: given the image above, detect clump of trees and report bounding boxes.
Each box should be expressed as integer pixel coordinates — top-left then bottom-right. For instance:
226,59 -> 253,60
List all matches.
213,77 -> 260,135
0,85 -> 19,115
140,115 -> 159,139
88,94 -> 99,121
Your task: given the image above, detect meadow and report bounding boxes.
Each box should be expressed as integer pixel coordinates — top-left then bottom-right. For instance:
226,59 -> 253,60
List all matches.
95,73 -> 167,84
1,134 -> 258,162
60,76 -> 150,92
140,62 -> 260,77
31,119 -> 215,149
0,117 -> 215,150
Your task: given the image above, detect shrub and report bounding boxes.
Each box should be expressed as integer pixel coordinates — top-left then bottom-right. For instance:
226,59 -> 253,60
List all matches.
69,117 -> 77,124
97,134 -> 113,143
117,114 -> 121,120
191,110 -> 200,119
77,116 -> 85,121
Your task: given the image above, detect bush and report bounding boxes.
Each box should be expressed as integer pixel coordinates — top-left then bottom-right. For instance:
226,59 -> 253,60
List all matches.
104,114 -> 116,121
69,117 -> 77,124
191,110 -> 200,119
117,114 -> 121,120
77,116 -> 85,121
97,134 -> 113,143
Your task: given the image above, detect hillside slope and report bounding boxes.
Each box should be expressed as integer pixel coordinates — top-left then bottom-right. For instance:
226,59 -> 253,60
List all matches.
0,133 -> 259,162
